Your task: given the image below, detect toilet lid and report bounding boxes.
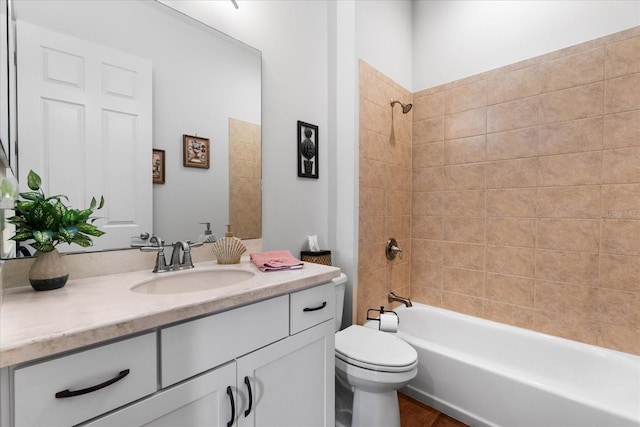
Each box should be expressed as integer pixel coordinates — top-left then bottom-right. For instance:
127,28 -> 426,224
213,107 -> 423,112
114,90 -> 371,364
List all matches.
335,325 -> 417,371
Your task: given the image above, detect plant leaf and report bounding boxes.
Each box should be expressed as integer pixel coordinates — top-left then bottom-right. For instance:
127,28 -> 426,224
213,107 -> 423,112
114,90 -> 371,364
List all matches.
27,170 -> 41,191
33,230 -> 53,244
19,191 -> 43,202
10,230 -> 33,241
98,196 -> 105,209
71,234 -> 93,247
77,223 -> 105,237
31,241 -> 55,253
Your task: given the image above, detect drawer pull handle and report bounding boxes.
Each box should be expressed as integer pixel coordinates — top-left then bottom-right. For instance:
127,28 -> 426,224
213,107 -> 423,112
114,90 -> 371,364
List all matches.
303,301 -> 327,312
244,376 -> 253,417
55,369 -> 130,399
226,386 -> 235,427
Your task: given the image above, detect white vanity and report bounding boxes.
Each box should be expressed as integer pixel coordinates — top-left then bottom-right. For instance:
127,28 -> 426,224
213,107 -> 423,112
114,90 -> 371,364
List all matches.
0,259 -> 340,426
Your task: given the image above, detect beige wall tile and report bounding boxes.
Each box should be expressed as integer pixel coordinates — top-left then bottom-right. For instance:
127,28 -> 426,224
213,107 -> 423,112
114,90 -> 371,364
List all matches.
412,239 -> 443,264
413,167 -> 444,192
360,157 -> 387,188
536,185 -> 601,219
444,163 -> 486,190
487,96 -> 539,133
443,190 -> 485,217
486,218 -> 536,247
445,80 -> 487,114
411,215 -> 443,240
540,48 -> 604,92
537,151 -> 602,186
602,147 -> 640,184
486,245 -> 535,278
359,215 -> 386,245
360,128 -> 389,163
487,188 -> 537,217
445,108 -> 487,139
443,242 -> 484,270
598,322 -> 640,355
483,300 -> 534,329
485,273 -> 535,307
387,215 -> 411,241
598,288 -> 640,328
604,110 -> 640,149
443,267 -> 484,297
605,74 -> 640,113
361,98 -> 391,135
413,90 -> 444,121
442,292 -> 484,317
538,117 -> 603,156
360,187 -> 386,216
443,216 -> 485,244
486,127 -> 538,161
600,254 -> 640,292
411,261 -> 443,289
486,158 -> 538,189
605,35 -> 640,79
602,184 -> 640,219
413,191 -> 443,216
413,117 -> 445,144
358,243 -> 387,275
411,286 -> 443,307
536,249 -> 599,286
535,280 -> 598,320
487,65 -> 539,105
444,135 -> 486,165
540,82 -> 603,124
534,311 -> 598,345
413,142 -> 444,168
601,219 -> 640,256
537,218 -> 600,252
388,190 -> 411,216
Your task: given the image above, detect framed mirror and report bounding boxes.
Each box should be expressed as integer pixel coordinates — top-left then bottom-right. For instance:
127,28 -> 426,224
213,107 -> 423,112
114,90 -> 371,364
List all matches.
2,0 -> 261,258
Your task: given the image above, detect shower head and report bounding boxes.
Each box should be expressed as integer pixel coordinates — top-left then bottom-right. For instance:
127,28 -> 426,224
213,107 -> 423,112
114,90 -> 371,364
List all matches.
390,100 -> 412,114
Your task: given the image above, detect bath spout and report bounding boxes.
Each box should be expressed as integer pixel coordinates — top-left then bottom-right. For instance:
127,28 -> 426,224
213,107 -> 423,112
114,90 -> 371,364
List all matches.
388,292 -> 412,307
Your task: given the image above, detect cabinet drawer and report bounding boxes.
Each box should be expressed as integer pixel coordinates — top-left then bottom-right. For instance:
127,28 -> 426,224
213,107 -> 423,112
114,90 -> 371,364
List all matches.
290,282 -> 334,334
161,295 -> 289,387
13,332 -> 157,427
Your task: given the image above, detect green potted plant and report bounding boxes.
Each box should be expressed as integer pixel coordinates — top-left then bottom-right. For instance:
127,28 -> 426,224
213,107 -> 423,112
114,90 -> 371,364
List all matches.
8,170 -> 105,291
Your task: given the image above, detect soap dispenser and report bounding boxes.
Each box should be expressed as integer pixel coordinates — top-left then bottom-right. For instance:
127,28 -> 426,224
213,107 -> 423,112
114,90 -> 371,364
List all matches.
199,222 -> 217,242
210,224 -> 246,264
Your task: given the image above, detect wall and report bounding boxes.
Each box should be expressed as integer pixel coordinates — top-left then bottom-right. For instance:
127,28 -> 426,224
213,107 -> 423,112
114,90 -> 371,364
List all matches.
357,61 -> 412,324
410,27 -> 640,355
413,0 -> 640,90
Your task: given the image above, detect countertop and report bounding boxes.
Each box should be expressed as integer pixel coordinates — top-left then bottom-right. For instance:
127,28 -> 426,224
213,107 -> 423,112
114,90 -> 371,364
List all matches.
0,258 -> 341,368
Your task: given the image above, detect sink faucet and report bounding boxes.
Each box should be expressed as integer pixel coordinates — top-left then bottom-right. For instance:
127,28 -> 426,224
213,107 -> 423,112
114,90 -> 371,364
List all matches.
169,240 -> 203,271
388,291 -> 412,307
140,237 -> 202,272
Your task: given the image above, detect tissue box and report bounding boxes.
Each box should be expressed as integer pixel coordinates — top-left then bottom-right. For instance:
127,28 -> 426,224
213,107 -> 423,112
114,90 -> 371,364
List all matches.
300,250 -> 332,266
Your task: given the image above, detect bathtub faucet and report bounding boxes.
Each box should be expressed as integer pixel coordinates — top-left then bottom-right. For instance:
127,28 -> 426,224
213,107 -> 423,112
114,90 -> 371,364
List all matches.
388,292 -> 412,307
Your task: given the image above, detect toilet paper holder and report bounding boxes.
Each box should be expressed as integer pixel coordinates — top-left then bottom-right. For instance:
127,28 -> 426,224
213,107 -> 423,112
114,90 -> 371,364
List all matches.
367,306 -> 399,326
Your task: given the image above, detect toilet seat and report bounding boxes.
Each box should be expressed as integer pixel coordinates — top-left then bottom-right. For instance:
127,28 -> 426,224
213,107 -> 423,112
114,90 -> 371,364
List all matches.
335,325 -> 417,373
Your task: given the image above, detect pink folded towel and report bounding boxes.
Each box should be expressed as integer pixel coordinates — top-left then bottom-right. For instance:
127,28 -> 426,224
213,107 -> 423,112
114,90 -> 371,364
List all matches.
250,250 -> 304,272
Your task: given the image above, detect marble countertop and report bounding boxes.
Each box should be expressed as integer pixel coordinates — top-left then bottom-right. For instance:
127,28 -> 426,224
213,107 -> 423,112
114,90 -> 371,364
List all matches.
0,258 -> 341,368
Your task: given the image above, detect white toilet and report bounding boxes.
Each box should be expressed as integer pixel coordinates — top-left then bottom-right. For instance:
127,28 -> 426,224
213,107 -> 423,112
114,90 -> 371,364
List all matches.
333,274 -> 418,427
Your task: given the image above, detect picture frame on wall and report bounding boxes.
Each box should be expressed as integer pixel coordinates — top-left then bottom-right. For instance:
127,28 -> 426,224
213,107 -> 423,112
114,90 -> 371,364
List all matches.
297,121 -> 318,179
152,149 -> 165,184
183,134 -> 210,169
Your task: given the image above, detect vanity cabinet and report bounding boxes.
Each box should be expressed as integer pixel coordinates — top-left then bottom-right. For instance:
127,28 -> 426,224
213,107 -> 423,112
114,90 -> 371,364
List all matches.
3,281 -> 335,427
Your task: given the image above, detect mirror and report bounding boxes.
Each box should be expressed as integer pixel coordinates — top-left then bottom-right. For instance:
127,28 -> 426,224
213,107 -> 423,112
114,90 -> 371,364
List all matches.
3,0 -> 261,258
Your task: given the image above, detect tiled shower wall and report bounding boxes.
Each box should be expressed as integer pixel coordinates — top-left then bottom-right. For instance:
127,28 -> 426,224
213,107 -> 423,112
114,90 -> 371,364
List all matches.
359,26 -> 640,355
358,61 -> 413,324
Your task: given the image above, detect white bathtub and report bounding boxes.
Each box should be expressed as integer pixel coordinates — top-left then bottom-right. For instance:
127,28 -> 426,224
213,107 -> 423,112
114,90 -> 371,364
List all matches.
389,303 -> 640,427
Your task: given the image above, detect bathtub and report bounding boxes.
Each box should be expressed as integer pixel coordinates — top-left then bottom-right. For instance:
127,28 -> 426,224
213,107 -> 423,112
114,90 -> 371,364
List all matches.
388,303 -> 640,427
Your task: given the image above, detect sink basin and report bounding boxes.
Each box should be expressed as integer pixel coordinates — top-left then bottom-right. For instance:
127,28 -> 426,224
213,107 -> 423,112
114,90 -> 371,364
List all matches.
131,269 -> 255,295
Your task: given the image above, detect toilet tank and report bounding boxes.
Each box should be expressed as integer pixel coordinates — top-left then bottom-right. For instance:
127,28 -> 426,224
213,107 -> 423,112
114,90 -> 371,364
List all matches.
333,273 -> 347,332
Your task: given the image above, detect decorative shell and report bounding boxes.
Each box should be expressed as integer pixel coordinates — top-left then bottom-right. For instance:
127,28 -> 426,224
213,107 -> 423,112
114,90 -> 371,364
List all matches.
211,237 -> 246,264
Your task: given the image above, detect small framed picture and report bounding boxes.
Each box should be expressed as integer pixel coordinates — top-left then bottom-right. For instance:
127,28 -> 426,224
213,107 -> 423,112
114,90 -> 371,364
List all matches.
183,134 -> 210,169
152,149 -> 165,184
297,121 -> 318,179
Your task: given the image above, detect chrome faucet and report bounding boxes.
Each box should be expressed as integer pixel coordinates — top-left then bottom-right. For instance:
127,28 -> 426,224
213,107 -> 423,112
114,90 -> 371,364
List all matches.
140,237 -> 202,272
170,240 -> 202,270
388,291 -> 412,307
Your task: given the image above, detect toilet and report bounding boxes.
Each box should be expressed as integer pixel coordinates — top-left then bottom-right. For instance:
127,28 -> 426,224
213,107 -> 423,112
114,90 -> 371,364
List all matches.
332,274 -> 418,427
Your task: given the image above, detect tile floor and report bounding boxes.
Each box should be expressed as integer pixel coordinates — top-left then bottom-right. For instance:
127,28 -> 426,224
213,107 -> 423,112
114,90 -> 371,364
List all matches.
399,393 -> 469,427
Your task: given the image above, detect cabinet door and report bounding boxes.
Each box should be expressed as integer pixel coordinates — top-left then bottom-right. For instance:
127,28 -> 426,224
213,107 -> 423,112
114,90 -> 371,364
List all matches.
236,320 -> 334,427
84,362 -> 237,427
